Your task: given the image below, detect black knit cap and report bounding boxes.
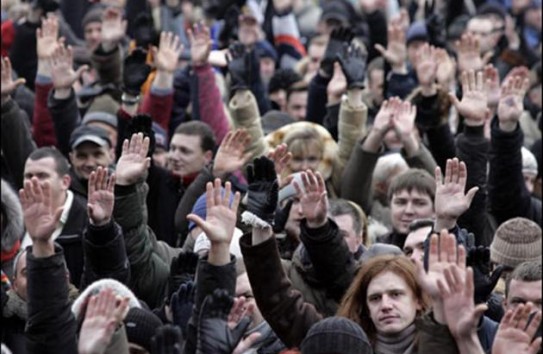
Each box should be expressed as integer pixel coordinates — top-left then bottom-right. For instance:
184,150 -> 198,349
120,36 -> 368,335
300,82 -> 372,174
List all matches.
301,317 -> 373,354
124,307 -> 163,351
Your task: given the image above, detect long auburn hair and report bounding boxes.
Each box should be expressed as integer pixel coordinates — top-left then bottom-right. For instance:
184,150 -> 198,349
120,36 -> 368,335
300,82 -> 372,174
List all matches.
336,255 -> 430,342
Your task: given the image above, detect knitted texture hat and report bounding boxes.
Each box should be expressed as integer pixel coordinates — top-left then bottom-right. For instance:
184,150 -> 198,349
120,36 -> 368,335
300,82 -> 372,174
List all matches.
301,316 -> 373,354
124,307 -> 163,351
491,218 -> 542,268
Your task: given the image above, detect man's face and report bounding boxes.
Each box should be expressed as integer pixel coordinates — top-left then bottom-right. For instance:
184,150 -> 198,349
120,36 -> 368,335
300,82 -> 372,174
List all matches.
307,43 -> 326,78
153,147 -> 168,168
505,279 -> 542,311
69,142 -> 113,180
333,213 -> 362,254
235,272 -> 263,329
368,69 -> 384,106
407,40 -> 426,67
167,134 -> 212,177
286,91 -> 308,121
403,226 -> 432,263
467,18 -> 496,53
269,89 -> 287,112
260,57 -> 276,85
390,189 -> 434,234
24,157 -> 70,200
12,251 -> 27,301
367,271 -> 420,335
84,21 -> 102,51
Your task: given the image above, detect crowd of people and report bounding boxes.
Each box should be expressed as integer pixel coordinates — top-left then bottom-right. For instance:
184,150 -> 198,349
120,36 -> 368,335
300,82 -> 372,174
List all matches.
0,0 -> 541,353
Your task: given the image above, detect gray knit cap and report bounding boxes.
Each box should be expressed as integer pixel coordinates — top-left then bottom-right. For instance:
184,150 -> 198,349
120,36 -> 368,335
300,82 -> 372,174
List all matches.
490,217 -> 542,268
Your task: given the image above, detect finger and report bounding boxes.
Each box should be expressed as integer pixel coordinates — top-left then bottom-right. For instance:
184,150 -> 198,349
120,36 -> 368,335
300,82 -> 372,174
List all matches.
450,158 -> 459,184
374,44 -> 386,56
223,181 -> 232,207
468,70 -> 476,92
315,171 -> 325,194
517,302 -> 534,330
529,337 -> 542,354
444,159 -> 452,185
204,181 -> 214,208
465,186 -> 479,206
500,308 -> 514,329
448,92 -> 461,109
428,233 -> 439,265
141,136 -> 151,158
231,191 -> 241,214
473,303 -> 488,322
213,178 -> 222,206
186,213 -> 207,233
526,311 -> 542,339
457,244 -> 466,269
88,170 -> 96,199
107,173 -> 116,193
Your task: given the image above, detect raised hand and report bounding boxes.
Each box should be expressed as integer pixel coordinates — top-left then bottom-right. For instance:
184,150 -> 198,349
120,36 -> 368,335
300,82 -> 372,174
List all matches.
320,27 -> 354,77
230,297 -> 261,354
36,15 -> 60,59
294,170 -> 328,228
197,289 -> 252,354
115,133 -> 151,186
327,62 -> 347,103
188,23 -> 211,67
483,64 -> 501,109
492,303 -> 542,354
227,42 -> 252,90
50,44 -> 89,90
272,0 -> 294,12
122,48 -> 151,96
449,70 -> 489,125
415,43 -> 437,88
150,325 -> 184,354
434,158 -> 479,231
391,99 -> 417,140
435,48 -> 456,87
372,97 -> 400,136
336,43 -> 367,89
213,129 -> 252,179
78,288 -> 129,354
455,33 -> 492,73
359,0 -> 388,14
437,264 -> 488,340
375,23 -> 406,71
243,157 -> 279,228
267,143 -> 292,187
153,32 -> 183,73
170,280 -> 195,337
186,179 -> 241,245
19,178 -> 63,244
497,74 -> 530,132
100,7 -> 127,51
0,57 -> 25,102
87,167 -> 115,226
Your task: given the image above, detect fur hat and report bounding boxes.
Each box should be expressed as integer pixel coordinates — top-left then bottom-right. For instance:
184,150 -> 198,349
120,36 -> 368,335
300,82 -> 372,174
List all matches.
491,218 -> 542,268
301,316 -> 372,354
266,121 -> 339,182
1,179 -> 23,277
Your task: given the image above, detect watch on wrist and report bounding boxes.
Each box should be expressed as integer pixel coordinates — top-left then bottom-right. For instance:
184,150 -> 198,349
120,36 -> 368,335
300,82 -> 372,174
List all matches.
121,93 -> 141,105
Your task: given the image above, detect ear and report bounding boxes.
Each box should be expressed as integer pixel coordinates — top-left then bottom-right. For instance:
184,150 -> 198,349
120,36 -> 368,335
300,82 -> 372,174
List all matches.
109,148 -> 116,162
69,152 -> 75,165
204,150 -> 213,164
61,174 -> 72,190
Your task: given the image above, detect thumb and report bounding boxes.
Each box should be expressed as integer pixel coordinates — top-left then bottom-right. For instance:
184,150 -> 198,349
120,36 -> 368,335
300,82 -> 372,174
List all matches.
482,51 -> 494,64
75,65 -> 89,79
374,43 -> 386,56
473,304 -> 488,322
13,78 -> 26,89
231,316 -> 252,342
87,204 -> 95,219
54,207 -> 64,223
448,92 -> 460,109
233,332 -> 262,354
186,213 -> 207,233
489,265 -> 505,287
465,186 -> 479,206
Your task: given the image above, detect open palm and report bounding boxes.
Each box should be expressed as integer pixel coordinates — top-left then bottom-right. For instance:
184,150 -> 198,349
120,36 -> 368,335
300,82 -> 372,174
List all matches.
87,167 -> 115,226
155,32 -> 183,72
115,133 -> 151,186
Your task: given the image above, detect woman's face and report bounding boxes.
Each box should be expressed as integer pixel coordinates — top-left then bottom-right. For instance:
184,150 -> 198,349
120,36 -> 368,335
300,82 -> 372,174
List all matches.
366,271 -> 420,335
288,140 -> 322,173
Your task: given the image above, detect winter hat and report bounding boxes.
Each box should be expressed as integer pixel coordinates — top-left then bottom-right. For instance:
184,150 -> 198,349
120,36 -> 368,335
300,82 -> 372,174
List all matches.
360,243 -> 403,265
255,40 -> 278,61
71,278 -> 142,320
278,172 -> 305,204
406,21 -> 428,46
301,316 -> 373,354
1,179 -> 23,274
522,146 -> 538,176
124,307 -> 163,351
187,188 -> 235,232
261,110 -> 295,135
491,218 -> 542,268
193,227 -> 244,261
82,111 -> 118,129
82,6 -> 103,29
477,2 -> 507,22
320,0 -> 350,25
152,122 -> 168,150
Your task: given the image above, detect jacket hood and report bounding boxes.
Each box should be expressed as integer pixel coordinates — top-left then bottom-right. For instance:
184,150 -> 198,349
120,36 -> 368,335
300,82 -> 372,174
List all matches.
1,179 -> 23,253
265,122 -> 338,181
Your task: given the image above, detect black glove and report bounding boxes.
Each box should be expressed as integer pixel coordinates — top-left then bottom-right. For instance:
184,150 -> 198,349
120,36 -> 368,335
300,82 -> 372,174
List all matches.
320,27 -> 354,77
467,246 -> 505,304
218,5 -> 241,48
246,156 -> 279,225
336,43 -> 367,89
122,48 -> 151,96
124,113 -> 156,156
166,252 -> 199,302
151,324 -> 184,354
133,12 -> 160,49
424,0 -> 446,48
37,0 -> 60,12
170,280 -> 195,337
227,42 -> 252,91
197,289 -> 251,354
273,199 -> 293,233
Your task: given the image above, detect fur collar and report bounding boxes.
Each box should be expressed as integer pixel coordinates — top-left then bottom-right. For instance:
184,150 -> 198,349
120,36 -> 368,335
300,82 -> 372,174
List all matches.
1,179 -> 23,254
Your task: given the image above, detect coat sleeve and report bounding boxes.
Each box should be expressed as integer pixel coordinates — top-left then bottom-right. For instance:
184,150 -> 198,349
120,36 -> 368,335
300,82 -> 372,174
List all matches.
403,143 -> 437,175
113,183 -> 180,309
488,118 -> 542,226
47,88 -> 81,157
190,64 -> 230,144
91,44 -> 123,86
1,98 -> 36,190
306,73 -> 331,125
140,87 -> 174,133
32,78 -> 57,147
228,89 -> 269,159
25,246 -> 78,354
80,220 -> 130,290
239,233 -> 322,348
415,311 -> 459,354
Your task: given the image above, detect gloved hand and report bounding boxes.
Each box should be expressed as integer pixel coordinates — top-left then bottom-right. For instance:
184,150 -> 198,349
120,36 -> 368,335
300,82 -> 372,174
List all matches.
166,252 -> 199,302
424,0 -> 446,48
273,199 -> 293,233
246,156 -> 279,226
197,289 -> 251,354
125,114 -> 156,156
170,280 -> 195,337
218,5 -> 241,48
151,324 -> 184,354
227,42 -> 252,91
336,43 -> 367,89
320,27 -> 354,77
133,12 -> 159,49
467,246 -> 504,304
122,48 -> 151,96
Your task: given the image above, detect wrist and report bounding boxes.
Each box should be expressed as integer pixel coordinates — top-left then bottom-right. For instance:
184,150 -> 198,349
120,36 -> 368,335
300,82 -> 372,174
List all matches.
463,117 -> 485,127
1,95 -> 10,105
306,218 -> 327,229
420,83 -> 437,96
89,217 -> 111,227
327,94 -> 342,105
31,239 -> 55,258
54,87 -> 71,99
434,217 -> 456,232
153,70 -> 174,90
101,41 -> 117,53
208,242 -> 231,266
391,63 -> 408,74
498,120 -> 517,132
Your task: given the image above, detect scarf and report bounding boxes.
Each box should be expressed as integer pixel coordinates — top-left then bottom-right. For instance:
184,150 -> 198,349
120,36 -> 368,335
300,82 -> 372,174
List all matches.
374,322 -> 416,354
